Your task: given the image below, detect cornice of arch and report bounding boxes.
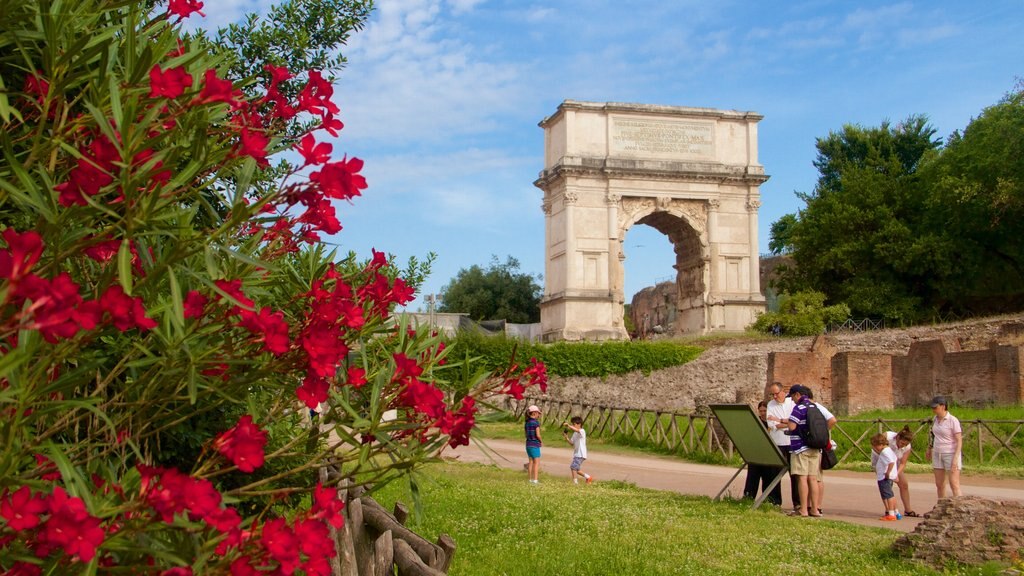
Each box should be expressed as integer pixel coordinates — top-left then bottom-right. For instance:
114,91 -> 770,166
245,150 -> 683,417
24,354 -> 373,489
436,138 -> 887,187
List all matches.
533,156 -> 770,189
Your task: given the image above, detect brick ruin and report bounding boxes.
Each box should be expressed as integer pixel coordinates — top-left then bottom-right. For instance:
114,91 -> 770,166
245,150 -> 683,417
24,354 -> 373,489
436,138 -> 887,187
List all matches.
767,335 -> 1024,415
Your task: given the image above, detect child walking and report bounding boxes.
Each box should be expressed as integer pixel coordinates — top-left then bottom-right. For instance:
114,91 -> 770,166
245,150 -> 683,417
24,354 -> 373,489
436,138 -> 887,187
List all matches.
561,416 -> 593,485
871,433 -> 900,521
525,405 -> 543,484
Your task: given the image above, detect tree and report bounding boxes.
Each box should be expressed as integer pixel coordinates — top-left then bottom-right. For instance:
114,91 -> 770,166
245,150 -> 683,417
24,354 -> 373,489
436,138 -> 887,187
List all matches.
439,256 -> 542,323
768,213 -> 797,254
919,87 -> 1024,314
774,116 -> 943,322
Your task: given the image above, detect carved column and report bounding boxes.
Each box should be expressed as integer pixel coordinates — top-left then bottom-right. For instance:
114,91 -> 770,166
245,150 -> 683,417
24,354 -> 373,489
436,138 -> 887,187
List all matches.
706,198 -> 721,310
747,198 -> 761,295
563,190 -> 578,290
607,193 -> 622,300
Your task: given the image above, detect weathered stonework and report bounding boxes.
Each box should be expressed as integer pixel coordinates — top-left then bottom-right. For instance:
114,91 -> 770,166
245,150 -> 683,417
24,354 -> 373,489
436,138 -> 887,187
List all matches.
535,101 -> 769,342
767,334 -> 1024,414
893,496 -> 1024,570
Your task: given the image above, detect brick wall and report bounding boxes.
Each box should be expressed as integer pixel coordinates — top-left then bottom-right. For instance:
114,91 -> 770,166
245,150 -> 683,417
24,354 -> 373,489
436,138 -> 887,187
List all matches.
770,337 -> 1024,415
831,352 -> 893,414
765,335 -> 836,405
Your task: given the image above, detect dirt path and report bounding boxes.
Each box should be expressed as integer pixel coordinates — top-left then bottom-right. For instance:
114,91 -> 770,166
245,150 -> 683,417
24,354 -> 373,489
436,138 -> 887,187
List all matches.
450,438 -> 1024,533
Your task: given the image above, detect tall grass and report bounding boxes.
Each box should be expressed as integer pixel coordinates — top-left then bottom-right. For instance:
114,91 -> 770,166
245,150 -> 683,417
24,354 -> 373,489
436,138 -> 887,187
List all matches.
372,462 -> 1000,575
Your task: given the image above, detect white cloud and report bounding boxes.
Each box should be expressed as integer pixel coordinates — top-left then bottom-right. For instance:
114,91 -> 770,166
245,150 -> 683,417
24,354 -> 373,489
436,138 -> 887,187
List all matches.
447,0 -> 485,16
337,0 -> 527,145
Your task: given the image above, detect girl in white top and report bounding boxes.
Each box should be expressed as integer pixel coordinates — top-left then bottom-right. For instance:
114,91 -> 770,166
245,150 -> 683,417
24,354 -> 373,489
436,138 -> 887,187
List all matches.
886,426 -> 919,516
925,396 -> 963,498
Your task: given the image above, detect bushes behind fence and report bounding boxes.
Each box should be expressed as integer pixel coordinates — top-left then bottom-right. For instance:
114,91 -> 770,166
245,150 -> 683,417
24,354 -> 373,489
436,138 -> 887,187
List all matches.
445,331 -> 702,380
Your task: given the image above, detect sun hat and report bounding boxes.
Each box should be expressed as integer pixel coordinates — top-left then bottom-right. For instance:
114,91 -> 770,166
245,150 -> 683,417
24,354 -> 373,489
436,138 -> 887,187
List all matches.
527,405 -> 541,414
930,395 -> 947,408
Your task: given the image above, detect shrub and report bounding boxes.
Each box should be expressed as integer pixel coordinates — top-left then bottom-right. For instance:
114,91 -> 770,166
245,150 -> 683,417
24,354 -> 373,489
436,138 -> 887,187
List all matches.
750,290 -> 851,336
445,331 -> 702,380
0,2 -> 545,573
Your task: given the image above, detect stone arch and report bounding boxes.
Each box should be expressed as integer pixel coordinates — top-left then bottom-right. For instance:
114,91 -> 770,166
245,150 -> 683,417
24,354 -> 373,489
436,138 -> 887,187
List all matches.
535,100 -> 769,341
621,200 -> 709,333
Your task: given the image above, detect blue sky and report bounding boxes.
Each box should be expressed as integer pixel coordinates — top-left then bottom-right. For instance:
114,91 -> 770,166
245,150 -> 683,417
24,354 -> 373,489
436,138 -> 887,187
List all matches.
195,0 -> 1022,309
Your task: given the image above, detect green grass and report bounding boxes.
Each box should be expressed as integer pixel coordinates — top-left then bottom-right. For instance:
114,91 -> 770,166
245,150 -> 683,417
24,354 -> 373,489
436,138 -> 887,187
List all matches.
371,462 -> 1001,576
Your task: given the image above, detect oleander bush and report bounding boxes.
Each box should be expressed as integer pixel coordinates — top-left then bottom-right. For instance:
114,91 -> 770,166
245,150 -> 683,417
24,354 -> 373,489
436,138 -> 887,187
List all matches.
0,2 -> 546,573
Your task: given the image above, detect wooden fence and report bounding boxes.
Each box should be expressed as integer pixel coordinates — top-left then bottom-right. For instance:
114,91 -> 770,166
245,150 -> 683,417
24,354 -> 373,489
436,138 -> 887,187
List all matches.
512,397 -> 1024,467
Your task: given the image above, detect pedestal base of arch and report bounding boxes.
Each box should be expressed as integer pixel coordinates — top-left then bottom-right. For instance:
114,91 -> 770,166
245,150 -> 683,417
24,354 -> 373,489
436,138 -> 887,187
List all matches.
539,293 -> 630,343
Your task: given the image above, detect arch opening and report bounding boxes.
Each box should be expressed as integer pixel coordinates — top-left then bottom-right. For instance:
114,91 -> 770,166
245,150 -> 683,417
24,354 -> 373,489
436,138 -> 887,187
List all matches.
623,211 -> 705,337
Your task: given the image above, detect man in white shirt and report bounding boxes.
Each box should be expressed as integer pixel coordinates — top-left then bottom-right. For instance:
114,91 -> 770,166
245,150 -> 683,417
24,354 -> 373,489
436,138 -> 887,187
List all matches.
764,382 -> 795,508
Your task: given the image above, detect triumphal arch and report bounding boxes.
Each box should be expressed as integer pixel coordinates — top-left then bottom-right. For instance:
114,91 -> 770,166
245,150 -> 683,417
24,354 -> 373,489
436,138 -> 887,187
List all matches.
535,100 -> 769,341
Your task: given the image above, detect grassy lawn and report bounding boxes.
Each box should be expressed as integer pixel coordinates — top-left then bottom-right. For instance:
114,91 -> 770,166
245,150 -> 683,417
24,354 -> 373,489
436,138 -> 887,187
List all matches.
371,462 -> 1001,576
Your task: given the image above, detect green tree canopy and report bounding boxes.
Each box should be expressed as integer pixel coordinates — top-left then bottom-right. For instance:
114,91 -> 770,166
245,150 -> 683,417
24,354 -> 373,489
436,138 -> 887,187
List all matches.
438,256 -> 542,323
772,89 -> 1024,323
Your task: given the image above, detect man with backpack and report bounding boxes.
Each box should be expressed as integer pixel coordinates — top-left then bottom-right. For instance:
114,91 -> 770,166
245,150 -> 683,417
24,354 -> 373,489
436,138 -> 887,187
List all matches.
786,384 -> 824,517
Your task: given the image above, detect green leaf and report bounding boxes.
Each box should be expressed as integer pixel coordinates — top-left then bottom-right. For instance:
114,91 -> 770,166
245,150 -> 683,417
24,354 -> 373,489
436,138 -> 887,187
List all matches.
118,239 -> 133,294
168,266 -> 185,330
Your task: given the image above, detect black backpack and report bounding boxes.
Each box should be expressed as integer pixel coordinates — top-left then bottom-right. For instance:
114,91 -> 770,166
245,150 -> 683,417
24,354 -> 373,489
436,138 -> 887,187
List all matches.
802,403 -> 831,450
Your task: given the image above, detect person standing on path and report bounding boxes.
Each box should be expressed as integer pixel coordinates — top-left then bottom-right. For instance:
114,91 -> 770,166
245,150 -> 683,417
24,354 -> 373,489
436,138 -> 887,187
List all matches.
525,405 -> 543,484
765,382 -> 795,508
743,401 -> 775,502
926,396 -> 963,499
887,426 -> 919,516
805,388 -> 837,515
786,384 -> 822,517
870,433 -> 900,521
561,416 -> 593,484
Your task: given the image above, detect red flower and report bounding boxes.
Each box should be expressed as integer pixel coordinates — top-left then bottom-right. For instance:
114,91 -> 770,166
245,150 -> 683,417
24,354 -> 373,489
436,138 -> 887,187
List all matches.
198,69 -> 239,107
230,557 -> 259,576
296,375 -> 329,409
310,483 -> 345,528
214,279 -> 254,310
1,486 -> 47,531
99,285 -> 158,331
310,156 -> 367,201
500,377 -> 526,400
34,454 -> 61,481
321,114 -> 344,137
183,290 -> 208,319
214,415 -> 268,473
296,71 -> 339,119
5,562 -> 41,576
161,568 -> 193,576
345,366 -> 367,389
390,278 -> 415,306
238,128 -> 270,167
149,64 -> 193,99
41,487 -> 105,562
260,518 -> 300,574
296,134 -> 332,167
82,238 -> 119,262
0,229 -> 44,283
237,307 -> 290,355
167,0 -> 205,20
15,273 -> 97,342
294,518 -> 336,571
524,357 -> 548,393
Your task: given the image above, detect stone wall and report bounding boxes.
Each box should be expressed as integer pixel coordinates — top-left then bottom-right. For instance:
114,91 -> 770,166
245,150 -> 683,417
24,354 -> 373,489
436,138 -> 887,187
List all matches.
893,496 -> 1024,570
772,337 -> 1024,414
765,334 -> 836,405
539,316 -> 1024,415
831,352 -> 892,415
